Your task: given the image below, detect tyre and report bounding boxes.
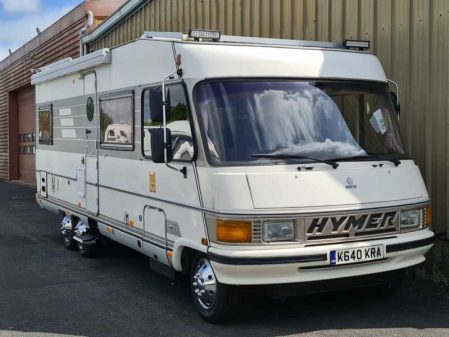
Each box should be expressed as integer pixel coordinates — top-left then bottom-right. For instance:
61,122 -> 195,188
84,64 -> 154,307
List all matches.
77,242 -> 97,258
190,255 -> 240,323
61,216 -> 77,251
63,231 -> 78,250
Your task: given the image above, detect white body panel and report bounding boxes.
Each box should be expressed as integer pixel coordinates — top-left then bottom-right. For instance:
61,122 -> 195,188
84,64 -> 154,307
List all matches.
178,43 -> 387,82
210,229 -> 434,285
34,35 -> 433,287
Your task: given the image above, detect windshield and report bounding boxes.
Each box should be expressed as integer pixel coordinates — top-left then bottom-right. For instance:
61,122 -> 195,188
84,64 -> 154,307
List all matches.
194,80 -> 406,165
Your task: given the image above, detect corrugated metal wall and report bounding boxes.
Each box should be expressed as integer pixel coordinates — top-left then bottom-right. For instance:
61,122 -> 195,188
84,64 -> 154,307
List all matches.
90,0 -> 449,235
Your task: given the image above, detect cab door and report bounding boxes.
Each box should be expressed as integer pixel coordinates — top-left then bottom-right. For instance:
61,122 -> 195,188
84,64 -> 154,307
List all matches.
84,72 -> 99,214
141,82 -> 199,263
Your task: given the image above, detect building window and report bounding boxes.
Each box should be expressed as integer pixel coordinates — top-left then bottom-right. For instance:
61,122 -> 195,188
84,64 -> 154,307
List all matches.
142,83 -> 193,161
38,105 -> 53,145
100,92 -> 134,149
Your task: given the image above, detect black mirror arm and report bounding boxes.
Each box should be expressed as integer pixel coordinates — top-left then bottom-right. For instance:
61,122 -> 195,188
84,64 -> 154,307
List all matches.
159,70 -> 188,178
387,79 -> 400,120
165,161 -> 188,179
162,139 -> 188,178
161,71 -> 175,163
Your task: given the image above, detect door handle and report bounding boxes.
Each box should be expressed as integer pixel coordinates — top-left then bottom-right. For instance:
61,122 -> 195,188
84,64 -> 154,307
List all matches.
85,129 -> 92,135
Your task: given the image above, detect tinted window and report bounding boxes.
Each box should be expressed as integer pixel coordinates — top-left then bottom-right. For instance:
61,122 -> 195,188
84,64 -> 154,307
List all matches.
100,94 -> 134,147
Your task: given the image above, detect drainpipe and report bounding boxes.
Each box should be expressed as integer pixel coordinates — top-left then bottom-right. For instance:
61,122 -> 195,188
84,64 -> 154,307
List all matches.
80,10 -> 94,56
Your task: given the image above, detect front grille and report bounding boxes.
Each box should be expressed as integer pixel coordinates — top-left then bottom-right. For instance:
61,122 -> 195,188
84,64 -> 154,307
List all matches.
252,221 -> 262,243
304,210 -> 399,243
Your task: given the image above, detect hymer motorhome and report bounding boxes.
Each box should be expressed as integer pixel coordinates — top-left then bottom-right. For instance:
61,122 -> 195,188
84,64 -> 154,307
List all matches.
33,30 -> 434,322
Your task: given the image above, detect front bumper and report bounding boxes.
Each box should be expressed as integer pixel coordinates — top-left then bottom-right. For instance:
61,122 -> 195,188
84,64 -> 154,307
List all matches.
208,229 -> 435,285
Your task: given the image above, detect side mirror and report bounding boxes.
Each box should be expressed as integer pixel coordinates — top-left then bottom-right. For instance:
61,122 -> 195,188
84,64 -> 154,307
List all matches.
389,91 -> 400,117
149,87 -> 171,123
149,128 -> 173,163
390,91 -> 401,118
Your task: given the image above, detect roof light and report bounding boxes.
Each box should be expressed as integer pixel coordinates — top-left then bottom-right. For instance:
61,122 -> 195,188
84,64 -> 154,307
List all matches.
343,40 -> 370,51
188,29 -> 221,41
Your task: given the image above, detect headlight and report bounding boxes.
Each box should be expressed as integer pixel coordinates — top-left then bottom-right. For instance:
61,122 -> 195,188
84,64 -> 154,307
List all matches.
263,221 -> 294,242
400,209 -> 421,230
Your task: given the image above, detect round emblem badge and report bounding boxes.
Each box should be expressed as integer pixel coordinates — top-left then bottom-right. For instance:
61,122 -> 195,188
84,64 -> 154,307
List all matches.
86,97 -> 94,122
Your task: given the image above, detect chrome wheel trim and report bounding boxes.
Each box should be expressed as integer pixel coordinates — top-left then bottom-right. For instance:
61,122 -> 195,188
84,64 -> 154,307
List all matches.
192,258 -> 217,310
61,216 -> 73,244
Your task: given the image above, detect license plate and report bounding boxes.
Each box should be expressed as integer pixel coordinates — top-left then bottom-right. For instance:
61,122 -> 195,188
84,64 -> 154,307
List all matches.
329,245 -> 384,266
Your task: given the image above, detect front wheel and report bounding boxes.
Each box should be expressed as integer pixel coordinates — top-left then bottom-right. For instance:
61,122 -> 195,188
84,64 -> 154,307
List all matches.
190,255 -> 240,323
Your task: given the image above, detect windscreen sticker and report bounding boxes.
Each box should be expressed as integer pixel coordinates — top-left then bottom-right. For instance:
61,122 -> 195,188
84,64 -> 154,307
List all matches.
369,109 -> 387,135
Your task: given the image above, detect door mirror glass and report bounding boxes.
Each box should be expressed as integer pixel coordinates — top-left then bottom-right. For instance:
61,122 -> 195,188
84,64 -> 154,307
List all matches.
149,86 -> 171,122
143,83 -> 193,161
150,128 -> 173,163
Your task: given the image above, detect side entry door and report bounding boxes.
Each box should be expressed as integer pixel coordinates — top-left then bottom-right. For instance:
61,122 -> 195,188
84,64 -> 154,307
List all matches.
84,72 -> 99,214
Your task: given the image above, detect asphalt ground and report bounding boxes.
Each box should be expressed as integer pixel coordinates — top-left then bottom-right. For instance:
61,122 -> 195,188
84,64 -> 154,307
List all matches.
0,180 -> 449,337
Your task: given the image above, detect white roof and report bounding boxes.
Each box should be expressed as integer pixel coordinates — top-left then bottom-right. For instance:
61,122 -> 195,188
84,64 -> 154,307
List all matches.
140,32 -> 386,82
174,41 -> 387,82
32,34 -> 387,86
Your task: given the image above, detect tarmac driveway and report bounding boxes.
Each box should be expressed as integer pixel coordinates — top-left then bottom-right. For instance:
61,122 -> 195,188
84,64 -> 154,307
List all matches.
0,181 -> 448,337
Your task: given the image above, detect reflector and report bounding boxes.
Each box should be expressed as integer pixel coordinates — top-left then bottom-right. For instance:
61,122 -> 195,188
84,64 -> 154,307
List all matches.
425,206 -> 432,227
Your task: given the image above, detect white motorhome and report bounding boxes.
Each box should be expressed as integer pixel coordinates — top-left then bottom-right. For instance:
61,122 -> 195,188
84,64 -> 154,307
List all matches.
33,30 -> 434,322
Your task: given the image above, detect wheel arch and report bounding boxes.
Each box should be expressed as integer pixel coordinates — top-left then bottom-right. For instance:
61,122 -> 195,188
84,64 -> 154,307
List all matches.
172,239 -> 207,273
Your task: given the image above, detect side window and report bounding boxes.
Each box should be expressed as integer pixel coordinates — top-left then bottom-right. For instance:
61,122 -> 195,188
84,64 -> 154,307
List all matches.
100,93 -> 134,149
142,83 -> 193,161
38,105 -> 53,145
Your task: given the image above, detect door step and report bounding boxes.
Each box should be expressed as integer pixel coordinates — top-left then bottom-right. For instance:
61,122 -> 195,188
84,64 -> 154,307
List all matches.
149,257 -> 175,280
73,234 -> 97,245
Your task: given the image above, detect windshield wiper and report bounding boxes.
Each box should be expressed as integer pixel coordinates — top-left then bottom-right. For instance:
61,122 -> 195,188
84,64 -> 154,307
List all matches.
251,153 -> 339,169
330,154 -> 401,167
